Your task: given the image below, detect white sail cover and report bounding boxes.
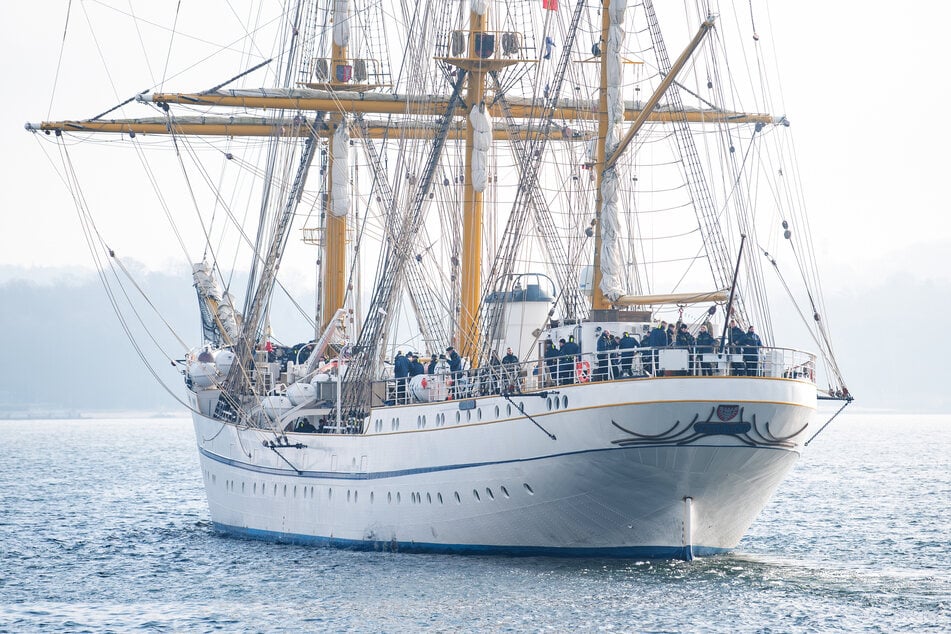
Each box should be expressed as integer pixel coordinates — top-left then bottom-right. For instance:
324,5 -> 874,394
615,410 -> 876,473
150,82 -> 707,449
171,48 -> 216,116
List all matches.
192,261 -> 239,341
333,0 -> 350,47
471,0 -> 490,16
605,0 -> 627,151
330,123 -> 350,217
599,0 -> 627,301
193,261 -> 220,301
469,105 -> 492,193
599,169 -> 625,301
217,291 -> 240,342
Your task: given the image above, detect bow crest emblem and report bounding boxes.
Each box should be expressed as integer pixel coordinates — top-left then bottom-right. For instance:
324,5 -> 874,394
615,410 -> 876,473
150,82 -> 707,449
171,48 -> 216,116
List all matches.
716,404 -> 739,421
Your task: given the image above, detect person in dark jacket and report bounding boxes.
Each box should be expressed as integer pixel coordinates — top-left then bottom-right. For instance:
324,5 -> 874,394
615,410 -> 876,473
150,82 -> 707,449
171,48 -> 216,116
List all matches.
393,350 -> 409,403
595,330 -> 612,381
543,339 -> 559,386
741,326 -> 762,376
727,319 -> 745,375
560,336 -> 580,384
446,345 -> 463,397
618,332 -> 638,377
695,324 -> 717,375
646,323 -> 668,375
675,324 -> 696,375
501,347 -> 519,392
674,323 -> 694,346
408,353 -> 425,377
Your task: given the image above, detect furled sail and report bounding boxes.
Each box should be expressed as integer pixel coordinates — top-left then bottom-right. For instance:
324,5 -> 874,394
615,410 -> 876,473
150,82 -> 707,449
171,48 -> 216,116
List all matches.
192,261 -> 240,343
599,0 -> 628,302
333,0 -> 350,47
605,0 -> 626,151
331,123 -> 350,217
469,104 -> 492,193
599,169 -> 625,301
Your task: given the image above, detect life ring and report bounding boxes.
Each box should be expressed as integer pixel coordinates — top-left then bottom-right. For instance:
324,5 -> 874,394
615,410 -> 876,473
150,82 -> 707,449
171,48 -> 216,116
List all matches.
576,360 -> 591,383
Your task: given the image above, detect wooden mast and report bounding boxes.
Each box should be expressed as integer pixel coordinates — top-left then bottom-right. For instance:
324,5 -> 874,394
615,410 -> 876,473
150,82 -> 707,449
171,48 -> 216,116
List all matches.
323,24 -> 349,332
459,4 -> 489,364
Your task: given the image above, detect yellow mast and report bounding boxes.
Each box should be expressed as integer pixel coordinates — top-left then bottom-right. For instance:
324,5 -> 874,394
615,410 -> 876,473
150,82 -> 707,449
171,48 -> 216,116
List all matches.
321,19 -> 351,333
459,5 -> 488,364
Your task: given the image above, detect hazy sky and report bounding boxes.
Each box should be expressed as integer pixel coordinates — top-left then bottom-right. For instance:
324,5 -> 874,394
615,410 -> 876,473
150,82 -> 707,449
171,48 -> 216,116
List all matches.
2,2 -> 949,412
3,2 -> 949,288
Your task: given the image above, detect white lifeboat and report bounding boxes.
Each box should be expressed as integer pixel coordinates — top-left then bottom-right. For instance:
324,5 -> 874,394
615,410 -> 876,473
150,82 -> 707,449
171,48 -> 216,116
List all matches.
286,381 -> 317,406
409,374 -> 450,403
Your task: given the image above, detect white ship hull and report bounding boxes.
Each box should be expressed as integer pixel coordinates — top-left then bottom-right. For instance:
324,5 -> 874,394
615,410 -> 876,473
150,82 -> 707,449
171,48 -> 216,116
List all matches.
191,375 -> 815,558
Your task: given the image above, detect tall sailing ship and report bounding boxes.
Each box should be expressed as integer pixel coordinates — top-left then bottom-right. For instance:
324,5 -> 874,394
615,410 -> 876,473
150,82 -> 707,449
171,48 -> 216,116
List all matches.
28,0 -> 850,558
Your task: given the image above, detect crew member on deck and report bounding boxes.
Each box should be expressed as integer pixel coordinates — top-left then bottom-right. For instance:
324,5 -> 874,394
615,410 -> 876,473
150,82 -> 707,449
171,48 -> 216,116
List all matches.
696,324 -> 716,376
560,335 -> 580,384
619,332 -> 638,377
501,347 -> 519,392
742,326 -> 762,376
394,350 -> 409,404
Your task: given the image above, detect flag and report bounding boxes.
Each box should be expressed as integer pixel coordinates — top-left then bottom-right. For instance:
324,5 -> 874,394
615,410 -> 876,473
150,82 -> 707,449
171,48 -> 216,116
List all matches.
543,0 -> 558,10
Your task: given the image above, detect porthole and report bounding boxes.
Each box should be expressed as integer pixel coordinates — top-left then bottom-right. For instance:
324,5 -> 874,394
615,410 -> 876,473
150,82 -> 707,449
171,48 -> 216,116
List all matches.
273,484 -> 278,496
506,404 -> 512,416
485,488 -> 494,500
347,490 -> 352,502
454,491 -> 461,504
293,485 -> 297,498
466,410 -> 471,422
523,483 -> 534,495
396,492 -> 402,504
354,491 -> 359,503
500,486 -> 510,498
473,489 -> 481,501
370,491 -> 375,503
547,398 -> 553,411
477,408 -> 482,421
562,395 -> 568,409
242,482 -> 245,493
422,415 -> 427,427
438,492 -> 444,504
253,483 -> 257,494
283,484 -> 287,497
427,492 -> 432,504
495,405 -> 500,417
455,411 -> 460,423
328,488 -> 333,499
388,491 -> 392,503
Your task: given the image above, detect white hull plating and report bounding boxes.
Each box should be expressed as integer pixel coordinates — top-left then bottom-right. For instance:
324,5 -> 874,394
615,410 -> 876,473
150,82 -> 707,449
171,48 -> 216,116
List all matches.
191,376 -> 815,558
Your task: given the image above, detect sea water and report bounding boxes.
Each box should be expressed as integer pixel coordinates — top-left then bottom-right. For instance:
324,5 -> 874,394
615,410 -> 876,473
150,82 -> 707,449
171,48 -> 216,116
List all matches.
0,413 -> 948,632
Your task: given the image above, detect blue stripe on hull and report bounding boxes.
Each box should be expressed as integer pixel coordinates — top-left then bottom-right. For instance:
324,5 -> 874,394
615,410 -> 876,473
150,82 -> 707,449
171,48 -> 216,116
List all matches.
198,441 -> 793,482
211,522 -> 729,560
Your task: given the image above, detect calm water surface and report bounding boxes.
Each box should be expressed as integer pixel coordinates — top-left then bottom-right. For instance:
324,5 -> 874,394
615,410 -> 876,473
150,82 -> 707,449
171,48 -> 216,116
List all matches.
1,413 -> 948,632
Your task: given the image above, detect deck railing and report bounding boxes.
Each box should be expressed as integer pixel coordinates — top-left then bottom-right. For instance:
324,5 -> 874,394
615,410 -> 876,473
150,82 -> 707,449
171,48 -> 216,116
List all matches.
370,346 -> 816,407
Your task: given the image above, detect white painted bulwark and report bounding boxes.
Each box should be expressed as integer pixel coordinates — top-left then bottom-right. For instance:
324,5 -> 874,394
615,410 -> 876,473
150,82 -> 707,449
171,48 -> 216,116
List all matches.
192,375 -> 815,556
